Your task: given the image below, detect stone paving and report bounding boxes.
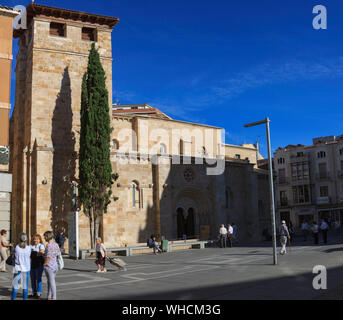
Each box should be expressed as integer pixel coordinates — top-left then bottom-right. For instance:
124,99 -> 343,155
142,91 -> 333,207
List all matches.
1,235 -> 343,300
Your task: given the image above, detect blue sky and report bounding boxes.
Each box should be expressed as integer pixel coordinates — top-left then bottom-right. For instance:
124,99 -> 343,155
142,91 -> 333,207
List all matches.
5,0 -> 343,156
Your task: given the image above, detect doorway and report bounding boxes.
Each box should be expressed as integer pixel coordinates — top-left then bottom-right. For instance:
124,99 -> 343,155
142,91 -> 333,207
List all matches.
177,207 -> 195,239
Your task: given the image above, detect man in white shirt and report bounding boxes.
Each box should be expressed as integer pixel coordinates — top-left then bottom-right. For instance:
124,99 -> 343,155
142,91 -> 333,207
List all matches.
320,219 -> 329,244
301,221 -> 309,241
227,224 -> 234,248
219,224 -> 227,248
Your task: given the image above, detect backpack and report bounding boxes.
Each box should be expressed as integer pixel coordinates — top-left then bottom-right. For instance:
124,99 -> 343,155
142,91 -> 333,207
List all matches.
57,248 -> 64,270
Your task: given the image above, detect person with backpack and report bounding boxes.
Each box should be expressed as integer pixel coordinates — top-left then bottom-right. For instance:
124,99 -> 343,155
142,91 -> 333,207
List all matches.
147,235 -> 162,255
43,231 -> 60,300
29,234 -> 45,299
11,233 -> 31,300
279,220 -> 290,255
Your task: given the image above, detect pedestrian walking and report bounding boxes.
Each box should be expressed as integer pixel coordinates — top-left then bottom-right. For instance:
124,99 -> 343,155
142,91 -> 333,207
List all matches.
320,219 -> 329,244
0,230 -> 12,272
311,221 -> 319,245
301,221 -> 309,241
147,235 -> 162,255
55,230 -> 65,254
95,237 -> 107,272
227,224 -> 233,248
43,231 -> 60,300
279,221 -> 290,255
219,224 -> 227,248
11,233 -> 31,300
29,234 -> 45,299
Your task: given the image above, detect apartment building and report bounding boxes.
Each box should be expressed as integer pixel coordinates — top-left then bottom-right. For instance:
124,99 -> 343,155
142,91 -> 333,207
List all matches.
274,135 -> 343,227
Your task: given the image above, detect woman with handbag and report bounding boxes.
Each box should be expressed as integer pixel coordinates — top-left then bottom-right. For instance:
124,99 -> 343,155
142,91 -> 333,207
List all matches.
11,233 -> 31,300
43,231 -> 60,300
29,234 -> 45,299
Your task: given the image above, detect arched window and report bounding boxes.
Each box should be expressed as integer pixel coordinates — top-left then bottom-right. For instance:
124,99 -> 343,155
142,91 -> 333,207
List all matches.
111,139 -> 119,150
131,182 -> 140,208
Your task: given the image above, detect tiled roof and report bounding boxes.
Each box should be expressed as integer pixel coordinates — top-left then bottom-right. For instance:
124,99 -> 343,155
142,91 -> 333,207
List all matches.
13,3 -> 119,37
0,4 -> 20,13
112,107 -> 172,120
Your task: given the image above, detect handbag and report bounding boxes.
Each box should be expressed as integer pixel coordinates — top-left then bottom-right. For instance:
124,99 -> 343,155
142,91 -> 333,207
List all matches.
57,249 -> 64,270
6,251 -> 15,266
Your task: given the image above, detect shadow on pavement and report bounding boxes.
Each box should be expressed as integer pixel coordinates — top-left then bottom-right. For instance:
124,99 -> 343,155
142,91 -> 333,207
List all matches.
99,264 -> 343,300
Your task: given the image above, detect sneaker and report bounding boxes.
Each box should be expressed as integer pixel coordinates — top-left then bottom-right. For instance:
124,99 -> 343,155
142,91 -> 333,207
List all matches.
102,269 -> 107,273
96,270 -> 102,273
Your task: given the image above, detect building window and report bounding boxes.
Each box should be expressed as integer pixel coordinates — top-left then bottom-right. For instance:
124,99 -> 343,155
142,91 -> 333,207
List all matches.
111,139 -> 119,150
277,157 -> 285,164
317,151 -> 326,159
50,22 -> 66,37
131,182 -> 140,208
320,186 -> 329,197
280,191 -> 288,206
297,152 -> 304,157
278,168 -> 286,184
340,148 -> 343,156
318,162 -> 328,179
235,154 -> 241,160
82,27 -> 97,41
184,168 -> 194,182
292,185 -> 310,204
179,139 -> 184,155
291,163 -> 309,180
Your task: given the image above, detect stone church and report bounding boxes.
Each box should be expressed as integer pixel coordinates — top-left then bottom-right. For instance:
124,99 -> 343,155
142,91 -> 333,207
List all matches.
9,3 -> 271,250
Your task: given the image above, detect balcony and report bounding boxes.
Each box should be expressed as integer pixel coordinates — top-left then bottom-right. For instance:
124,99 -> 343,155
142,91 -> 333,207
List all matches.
316,172 -> 331,181
291,175 -> 310,184
276,177 -> 289,185
317,196 -> 330,204
290,154 -> 309,163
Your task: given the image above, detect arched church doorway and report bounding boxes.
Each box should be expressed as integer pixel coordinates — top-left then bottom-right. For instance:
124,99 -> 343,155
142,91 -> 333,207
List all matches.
176,207 -> 195,239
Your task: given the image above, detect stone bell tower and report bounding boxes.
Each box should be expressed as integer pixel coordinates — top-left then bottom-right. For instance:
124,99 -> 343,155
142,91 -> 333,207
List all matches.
10,3 -> 119,243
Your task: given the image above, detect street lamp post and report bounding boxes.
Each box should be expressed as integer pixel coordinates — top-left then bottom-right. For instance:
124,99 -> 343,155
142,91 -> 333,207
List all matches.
244,117 -> 277,265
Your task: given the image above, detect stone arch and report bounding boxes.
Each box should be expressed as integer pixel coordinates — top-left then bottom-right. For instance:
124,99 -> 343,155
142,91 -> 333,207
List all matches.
173,188 -> 210,239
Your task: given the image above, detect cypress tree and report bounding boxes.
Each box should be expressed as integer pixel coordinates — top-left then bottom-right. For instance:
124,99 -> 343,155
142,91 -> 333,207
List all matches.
79,43 -> 119,248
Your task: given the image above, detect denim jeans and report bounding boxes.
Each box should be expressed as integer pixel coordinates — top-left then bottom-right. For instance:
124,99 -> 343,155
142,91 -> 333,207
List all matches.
153,244 -> 160,254
44,267 -> 57,300
30,265 -> 44,295
11,271 -> 30,300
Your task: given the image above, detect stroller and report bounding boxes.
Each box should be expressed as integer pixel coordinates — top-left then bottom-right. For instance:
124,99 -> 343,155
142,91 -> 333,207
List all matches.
106,257 -> 127,271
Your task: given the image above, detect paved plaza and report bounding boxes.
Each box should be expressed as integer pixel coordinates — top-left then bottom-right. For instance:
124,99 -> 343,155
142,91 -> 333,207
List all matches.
1,236 -> 343,300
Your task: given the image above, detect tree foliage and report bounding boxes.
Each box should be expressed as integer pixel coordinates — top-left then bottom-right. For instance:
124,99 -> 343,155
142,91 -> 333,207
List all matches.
79,43 -> 119,248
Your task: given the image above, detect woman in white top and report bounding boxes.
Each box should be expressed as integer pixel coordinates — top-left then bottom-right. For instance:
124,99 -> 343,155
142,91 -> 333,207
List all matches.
95,237 -> 107,273
29,234 -> 45,299
0,229 -> 12,272
11,233 -> 31,300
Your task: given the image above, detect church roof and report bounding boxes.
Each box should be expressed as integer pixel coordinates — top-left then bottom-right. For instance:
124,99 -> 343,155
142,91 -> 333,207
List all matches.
112,104 -> 172,120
